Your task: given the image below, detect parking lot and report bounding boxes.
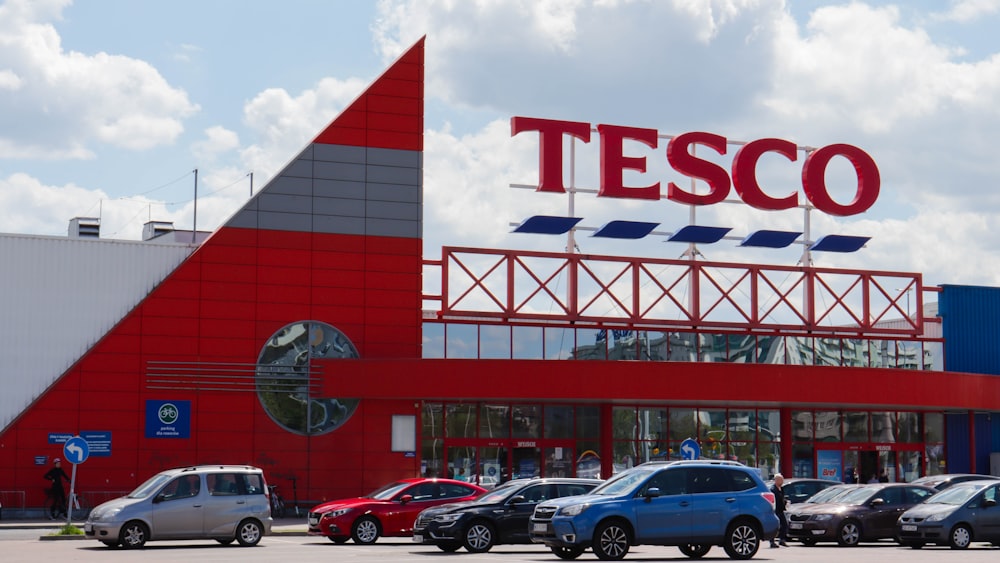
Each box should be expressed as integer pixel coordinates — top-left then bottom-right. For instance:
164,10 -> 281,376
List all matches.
4,532 -> 1000,563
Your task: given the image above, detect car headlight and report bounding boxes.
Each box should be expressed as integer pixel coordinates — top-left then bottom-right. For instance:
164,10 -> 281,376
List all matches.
92,507 -> 122,521
559,503 -> 590,517
434,513 -> 463,523
324,508 -> 352,519
813,514 -> 833,521
925,512 -> 950,522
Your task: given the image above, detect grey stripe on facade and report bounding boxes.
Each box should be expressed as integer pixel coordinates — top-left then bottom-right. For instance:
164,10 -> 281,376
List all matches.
226,144 -> 422,239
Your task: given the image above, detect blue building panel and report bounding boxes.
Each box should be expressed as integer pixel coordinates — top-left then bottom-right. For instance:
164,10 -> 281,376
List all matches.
940,285 -> 1000,375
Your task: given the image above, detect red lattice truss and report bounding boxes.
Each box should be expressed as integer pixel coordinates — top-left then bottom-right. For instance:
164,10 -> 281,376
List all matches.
424,247 -> 929,336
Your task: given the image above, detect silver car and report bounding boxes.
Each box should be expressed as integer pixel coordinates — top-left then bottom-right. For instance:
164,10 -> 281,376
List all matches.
897,479 -> 1000,549
84,465 -> 272,548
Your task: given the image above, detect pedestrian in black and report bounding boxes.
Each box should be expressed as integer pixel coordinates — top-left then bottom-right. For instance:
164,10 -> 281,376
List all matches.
770,473 -> 788,548
44,458 -> 70,520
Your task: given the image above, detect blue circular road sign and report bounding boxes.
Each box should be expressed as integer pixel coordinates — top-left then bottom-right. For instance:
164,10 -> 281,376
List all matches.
680,438 -> 700,460
63,436 -> 90,465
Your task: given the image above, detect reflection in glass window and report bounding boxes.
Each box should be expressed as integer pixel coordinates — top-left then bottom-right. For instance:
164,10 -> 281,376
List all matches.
698,409 -> 727,444
841,339 -> 867,367
422,323 -> 444,358
607,329 -> 638,360
727,334 -> 756,363
612,407 -> 636,440
814,411 -> 842,441
699,333 -> 726,362
446,324 -> 478,359
423,403 -> 443,438
897,340 -> 922,369
924,341 -> 943,370
575,328 -> 607,360
668,332 -> 697,361
870,340 -> 896,368
641,331 -> 668,361
897,412 -> 920,442
513,404 -> 540,438
924,412 -> 944,443
843,411 -> 869,442
757,410 -> 780,442
544,405 -> 574,439
480,325 -> 511,359
815,338 -> 841,366
669,408 -> 697,441
445,404 -> 478,438
792,411 -> 813,441
786,336 -> 814,365
512,326 -> 543,359
479,404 -> 509,438
544,327 -> 575,359
871,411 -> 896,442
757,335 -> 783,363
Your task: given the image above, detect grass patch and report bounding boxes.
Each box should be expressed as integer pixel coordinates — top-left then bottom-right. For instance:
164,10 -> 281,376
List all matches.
52,523 -> 84,536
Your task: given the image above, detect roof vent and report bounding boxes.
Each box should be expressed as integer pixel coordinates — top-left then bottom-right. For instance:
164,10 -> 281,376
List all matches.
68,217 -> 100,238
143,221 -> 175,241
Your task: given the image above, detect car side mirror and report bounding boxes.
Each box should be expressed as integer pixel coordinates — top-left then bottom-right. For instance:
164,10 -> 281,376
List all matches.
870,498 -> 884,506
152,494 -> 164,504
644,487 -> 661,502
399,494 -> 413,504
984,498 -> 997,508
509,495 -> 527,504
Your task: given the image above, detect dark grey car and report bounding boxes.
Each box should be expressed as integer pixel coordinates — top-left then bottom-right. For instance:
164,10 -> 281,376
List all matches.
897,480 -> 1000,549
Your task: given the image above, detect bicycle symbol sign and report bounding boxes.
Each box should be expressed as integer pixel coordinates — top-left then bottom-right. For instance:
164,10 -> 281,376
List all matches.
158,403 -> 179,424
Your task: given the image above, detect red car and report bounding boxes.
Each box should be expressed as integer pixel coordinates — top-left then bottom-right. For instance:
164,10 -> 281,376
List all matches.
307,478 -> 487,544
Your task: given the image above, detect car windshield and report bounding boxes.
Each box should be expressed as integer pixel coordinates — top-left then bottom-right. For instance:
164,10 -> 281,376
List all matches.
590,468 -> 657,496
366,481 -> 412,500
925,484 -> 981,505
471,482 -> 525,504
128,473 -> 174,499
807,485 -> 858,503
836,486 -> 883,505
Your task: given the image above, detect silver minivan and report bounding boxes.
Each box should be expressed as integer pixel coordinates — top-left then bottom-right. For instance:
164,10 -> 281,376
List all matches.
84,465 -> 272,548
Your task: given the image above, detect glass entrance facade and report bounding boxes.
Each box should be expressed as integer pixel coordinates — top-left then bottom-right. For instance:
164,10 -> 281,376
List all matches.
421,402 -> 947,483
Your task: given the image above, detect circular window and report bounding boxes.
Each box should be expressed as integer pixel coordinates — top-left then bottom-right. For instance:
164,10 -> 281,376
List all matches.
256,321 -> 360,435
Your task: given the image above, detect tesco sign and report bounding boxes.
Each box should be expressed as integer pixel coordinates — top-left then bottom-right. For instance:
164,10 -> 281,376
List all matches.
511,116 -> 880,217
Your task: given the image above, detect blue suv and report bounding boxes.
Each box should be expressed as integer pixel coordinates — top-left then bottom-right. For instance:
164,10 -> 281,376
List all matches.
529,461 -> 778,560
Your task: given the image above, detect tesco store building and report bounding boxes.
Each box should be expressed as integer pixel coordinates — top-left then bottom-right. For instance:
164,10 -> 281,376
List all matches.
2,38 -> 1000,512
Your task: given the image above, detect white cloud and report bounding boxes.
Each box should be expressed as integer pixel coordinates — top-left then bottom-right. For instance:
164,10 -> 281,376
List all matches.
932,0 -> 1000,22
0,0 -> 198,157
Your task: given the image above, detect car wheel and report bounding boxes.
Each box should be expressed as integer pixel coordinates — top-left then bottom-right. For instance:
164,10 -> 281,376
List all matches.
679,544 -> 712,558
119,520 -> 149,549
236,519 -> 263,546
463,520 -> 496,553
328,536 -> 349,544
800,538 -> 818,547
551,546 -> 586,560
949,524 -> 973,549
437,542 -> 462,552
836,520 -> 861,547
722,519 -> 761,560
351,515 -> 381,544
216,538 -> 234,545
592,519 -> 630,561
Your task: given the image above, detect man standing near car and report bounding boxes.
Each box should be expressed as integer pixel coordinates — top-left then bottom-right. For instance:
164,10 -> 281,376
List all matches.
43,458 -> 70,520
769,473 -> 788,548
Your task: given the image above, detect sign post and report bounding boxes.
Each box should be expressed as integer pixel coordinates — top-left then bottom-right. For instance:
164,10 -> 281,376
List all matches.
62,436 -> 89,524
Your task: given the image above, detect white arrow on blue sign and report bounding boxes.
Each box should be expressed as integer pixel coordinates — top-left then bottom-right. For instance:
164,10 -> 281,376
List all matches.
63,436 -> 90,465
680,438 -> 700,460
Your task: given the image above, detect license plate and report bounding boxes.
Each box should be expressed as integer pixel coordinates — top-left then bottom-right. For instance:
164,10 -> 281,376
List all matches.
788,523 -> 803,529
533,523 -> 548,533
413,534 -> 422,543
902,525 -> 917,532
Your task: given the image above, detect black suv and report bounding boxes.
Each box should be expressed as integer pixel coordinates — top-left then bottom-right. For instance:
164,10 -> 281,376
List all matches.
413,477 -> 601,553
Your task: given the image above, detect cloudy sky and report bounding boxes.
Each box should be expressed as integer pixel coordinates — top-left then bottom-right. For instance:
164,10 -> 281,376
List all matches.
1,0 -> 999,291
